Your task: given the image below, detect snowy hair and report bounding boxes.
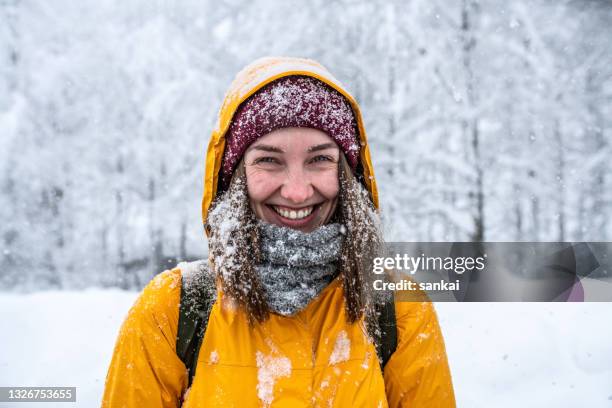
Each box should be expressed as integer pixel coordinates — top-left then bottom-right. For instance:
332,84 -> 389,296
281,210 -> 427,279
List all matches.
207,161 -> 269,324
206,154 -> 384,329
335,154 -> 384,328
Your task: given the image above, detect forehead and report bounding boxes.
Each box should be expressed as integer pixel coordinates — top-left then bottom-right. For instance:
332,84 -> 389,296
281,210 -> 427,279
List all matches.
249,127 -> 338,151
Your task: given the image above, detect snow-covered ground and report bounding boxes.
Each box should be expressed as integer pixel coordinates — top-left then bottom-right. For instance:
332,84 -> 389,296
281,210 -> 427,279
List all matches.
436,303 -> 612,407
0,291 -> 611,407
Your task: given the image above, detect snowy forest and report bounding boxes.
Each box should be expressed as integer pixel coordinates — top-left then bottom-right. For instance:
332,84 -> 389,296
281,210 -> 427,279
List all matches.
1,0 -> 610,291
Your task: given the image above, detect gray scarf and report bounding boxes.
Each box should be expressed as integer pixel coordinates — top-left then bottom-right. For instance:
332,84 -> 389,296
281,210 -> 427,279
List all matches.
257,221 -> 344,316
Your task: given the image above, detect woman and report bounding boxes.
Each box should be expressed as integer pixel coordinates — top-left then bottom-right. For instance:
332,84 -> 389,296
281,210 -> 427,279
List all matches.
102,57 -> 455,407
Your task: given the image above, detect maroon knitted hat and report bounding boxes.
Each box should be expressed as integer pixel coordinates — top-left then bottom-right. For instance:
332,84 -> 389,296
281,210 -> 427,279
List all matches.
220,75 -> 360,189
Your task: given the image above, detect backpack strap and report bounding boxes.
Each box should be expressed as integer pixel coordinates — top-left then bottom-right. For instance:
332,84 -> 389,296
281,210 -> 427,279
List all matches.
375,294 -> 398,370
176,260 -> 216,387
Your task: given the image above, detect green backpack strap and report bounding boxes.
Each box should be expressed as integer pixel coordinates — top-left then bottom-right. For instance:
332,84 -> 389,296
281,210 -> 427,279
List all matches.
376,294 -> 398,370
176,260 -> 216,387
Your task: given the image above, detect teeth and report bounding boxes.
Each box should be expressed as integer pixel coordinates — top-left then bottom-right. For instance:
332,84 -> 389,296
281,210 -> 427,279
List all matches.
274,206 -> 313,220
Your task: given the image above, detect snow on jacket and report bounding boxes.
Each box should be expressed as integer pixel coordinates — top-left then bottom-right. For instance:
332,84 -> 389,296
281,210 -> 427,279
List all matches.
101,57 -> 456,407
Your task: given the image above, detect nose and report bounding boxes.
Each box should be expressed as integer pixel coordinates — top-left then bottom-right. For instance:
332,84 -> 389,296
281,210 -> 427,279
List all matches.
280,167 -> 314,204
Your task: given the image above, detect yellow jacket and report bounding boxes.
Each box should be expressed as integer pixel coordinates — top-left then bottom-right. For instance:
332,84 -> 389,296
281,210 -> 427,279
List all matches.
102,57 -> 456,407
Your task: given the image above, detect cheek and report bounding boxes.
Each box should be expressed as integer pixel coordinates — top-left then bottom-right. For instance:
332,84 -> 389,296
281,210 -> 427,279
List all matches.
246,170 -> 278,204
313,170 -> 340,199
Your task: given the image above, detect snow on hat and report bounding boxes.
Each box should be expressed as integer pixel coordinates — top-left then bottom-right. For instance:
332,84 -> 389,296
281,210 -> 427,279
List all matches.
220,75 -> 360,189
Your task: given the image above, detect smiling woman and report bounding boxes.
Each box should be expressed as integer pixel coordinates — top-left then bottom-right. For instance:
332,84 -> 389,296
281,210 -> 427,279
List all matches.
101,57 -> 456,407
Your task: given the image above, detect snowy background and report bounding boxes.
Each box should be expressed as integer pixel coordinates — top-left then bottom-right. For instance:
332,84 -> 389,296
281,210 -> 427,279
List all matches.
0,0 -> 611,406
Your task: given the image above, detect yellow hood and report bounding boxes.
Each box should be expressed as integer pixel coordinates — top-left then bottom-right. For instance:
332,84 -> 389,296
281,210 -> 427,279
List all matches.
201,57 -> 379,228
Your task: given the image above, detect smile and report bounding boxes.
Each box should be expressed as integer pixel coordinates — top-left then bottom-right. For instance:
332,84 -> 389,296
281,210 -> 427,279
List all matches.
272,205 -> 314,220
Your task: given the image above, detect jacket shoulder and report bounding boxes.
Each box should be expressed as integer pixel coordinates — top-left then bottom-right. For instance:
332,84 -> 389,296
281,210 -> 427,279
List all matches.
102,268 -> 188,407
135,268 -> 182,319
392,301 -> 439,341
120,268 -> 184,350
384,300 -> 456,407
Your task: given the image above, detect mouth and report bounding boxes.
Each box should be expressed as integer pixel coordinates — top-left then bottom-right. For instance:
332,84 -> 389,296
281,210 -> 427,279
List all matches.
271,205 -> 315,220
264,203 -> 324,230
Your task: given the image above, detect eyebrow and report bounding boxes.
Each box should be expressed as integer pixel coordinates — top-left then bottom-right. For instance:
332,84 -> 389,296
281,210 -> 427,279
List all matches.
249,144 -> 285,153
307,143 -> 339,153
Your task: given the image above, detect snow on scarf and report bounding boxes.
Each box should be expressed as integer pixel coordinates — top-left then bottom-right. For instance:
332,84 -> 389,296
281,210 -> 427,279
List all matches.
256,221 -> 344,316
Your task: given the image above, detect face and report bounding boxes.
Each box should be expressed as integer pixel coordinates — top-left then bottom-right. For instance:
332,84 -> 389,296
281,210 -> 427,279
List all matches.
244,127 -> 340,232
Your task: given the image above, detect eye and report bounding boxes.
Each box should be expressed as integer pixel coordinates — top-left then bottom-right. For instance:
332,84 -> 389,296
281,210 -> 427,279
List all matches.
309,155 -> 335,164
253,157 -> 280,165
